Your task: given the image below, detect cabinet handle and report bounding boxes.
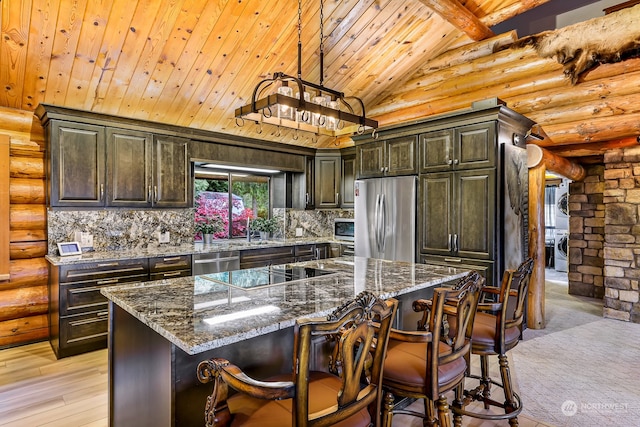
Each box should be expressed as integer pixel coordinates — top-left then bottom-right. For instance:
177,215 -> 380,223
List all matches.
100,184 -> 104,200
163,256 -> 182,262
97,278 -> 119,285
97,262 -> 119,267
336,192 -> 339,203
448,234 -> 452,251
447,158 -> 453,165
154,185 -> 158,202
453,234 -> 459,252
148,185 -> 152,202
163,271 -> 183,278
453,159 -> 459,165
97,311 -> 109,317
380,167 -> 385,172
305,193 -> 310,204
444,258 -> 462,263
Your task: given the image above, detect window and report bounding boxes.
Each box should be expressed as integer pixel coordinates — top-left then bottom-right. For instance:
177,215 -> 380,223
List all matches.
195,169 -> 270,240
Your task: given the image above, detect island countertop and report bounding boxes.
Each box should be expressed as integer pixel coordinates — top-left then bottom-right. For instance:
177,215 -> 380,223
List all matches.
101,256 -> 469,355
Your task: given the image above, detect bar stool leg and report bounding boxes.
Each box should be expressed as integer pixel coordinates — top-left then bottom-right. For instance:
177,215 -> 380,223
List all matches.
480,355 -> 492,409
499,354 -> 519,426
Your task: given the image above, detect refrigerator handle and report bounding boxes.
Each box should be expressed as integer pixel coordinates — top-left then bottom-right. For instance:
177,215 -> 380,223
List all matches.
375,194 -> 381,253
380,194 -> 386,253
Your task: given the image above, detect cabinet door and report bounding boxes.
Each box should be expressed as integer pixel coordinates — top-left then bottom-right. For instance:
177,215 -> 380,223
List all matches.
107,129 -> 152,207
356,140 -> 385,178
50,121 -> 105,206
152,135 -> 192,207
315,156 -> 341,208
419,129 -> 453,173
341,155 -> 355,208
454,168 -> 495,260
305,156 -> 315,209
386,136 -> 417,176
419,173 -> 453,256
455,122 -> 495,170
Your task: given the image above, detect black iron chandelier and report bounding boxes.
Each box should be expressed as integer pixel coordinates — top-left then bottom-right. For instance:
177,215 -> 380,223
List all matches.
234,0 -> 378,138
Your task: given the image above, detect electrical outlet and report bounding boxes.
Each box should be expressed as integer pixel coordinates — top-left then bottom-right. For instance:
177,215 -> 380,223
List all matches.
295,227 -> 303,237
158,231 -> 170,243
74,231 -> 93,248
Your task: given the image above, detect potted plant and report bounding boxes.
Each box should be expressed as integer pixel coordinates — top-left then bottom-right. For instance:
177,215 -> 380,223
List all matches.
250,217 -> 279,240
195,217 -> 224,244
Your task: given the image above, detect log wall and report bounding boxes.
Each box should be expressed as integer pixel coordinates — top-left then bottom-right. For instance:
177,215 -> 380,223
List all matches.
0,106 -> 49,348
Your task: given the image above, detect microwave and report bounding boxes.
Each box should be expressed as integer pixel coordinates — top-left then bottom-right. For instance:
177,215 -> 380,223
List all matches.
334,218 -> 355,241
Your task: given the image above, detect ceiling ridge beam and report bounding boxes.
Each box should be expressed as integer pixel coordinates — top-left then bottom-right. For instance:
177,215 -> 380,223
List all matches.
416,0 -> 494,41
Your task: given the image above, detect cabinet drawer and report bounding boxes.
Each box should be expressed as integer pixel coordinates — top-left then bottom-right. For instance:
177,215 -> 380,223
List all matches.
420,254 -> 494,287
60,273 -> 148,315
149,255 -> 192,272
240,246 -> 295,265
149,269 -> 192,281
59,259 -> 148,283
60,311 -> 109,348
294,245 -> 315,257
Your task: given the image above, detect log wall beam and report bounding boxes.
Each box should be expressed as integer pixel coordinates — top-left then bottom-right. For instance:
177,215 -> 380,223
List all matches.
526,143 -> 586,181
527,163 -> 546,329
417,0 -> 494,41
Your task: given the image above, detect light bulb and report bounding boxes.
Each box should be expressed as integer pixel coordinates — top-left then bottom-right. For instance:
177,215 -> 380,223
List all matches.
277,84 -> 294,121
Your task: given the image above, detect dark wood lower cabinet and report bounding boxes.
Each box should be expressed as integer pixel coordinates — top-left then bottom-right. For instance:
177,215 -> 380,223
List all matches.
49,256 -> 192,359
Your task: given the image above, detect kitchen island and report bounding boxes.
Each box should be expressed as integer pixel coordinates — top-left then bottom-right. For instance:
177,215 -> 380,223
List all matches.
101,256 -> 469,426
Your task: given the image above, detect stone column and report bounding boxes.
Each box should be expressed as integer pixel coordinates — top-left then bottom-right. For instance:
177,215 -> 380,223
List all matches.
602,147 -> 640,322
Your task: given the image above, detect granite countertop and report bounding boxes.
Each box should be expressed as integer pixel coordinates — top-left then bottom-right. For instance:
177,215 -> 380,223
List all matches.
100,256 -> 469,355
45,237 -> 348,266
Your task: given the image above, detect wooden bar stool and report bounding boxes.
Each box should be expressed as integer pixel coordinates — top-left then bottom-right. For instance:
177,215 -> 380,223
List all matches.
197,291 -> 397,427
380,271 -> 484,427
451,257 -> 534,427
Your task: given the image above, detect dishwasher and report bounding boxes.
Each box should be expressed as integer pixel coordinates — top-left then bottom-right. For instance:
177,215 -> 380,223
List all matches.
192,251 -> 240,274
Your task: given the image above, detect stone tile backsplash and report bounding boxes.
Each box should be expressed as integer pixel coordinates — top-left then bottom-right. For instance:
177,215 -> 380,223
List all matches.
284,208 -> 354,239
47,208 -> 354,254
47,209 -> 195,254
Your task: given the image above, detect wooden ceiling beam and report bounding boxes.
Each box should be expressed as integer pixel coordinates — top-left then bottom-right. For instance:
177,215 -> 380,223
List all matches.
417,0 -> 494,41
545,136 -> 640,158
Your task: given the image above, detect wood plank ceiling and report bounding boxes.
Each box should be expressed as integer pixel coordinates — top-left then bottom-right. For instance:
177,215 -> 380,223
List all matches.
1,0 -> 639,155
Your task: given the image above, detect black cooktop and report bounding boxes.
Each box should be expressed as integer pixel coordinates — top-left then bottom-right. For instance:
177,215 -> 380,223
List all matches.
200,265 -> 337,290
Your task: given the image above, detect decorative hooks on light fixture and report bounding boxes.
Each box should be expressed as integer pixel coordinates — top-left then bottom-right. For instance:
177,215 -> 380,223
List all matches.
234,0 -> 378,138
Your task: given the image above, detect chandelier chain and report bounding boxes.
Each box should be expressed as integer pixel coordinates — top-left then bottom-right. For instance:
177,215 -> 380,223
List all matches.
319,0 -> 324,86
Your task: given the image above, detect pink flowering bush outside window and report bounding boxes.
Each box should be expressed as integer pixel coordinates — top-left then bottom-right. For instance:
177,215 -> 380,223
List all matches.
194,193 -> 253,240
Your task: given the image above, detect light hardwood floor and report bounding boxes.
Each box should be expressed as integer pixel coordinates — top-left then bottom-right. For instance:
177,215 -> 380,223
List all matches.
0,341 -> 554,427
0,343 -> 108,427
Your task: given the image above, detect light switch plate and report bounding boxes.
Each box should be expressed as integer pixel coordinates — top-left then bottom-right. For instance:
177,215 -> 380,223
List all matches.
158,231 -> 170,243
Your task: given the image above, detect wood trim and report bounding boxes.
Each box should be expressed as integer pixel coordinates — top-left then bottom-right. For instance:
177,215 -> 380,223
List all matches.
0,134 -> 10,281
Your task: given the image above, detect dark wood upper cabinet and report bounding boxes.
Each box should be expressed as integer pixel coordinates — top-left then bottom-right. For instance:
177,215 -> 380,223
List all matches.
152,135 -> 191,208
341,154 -> 355,208
107,129 -> 153,207
42,109 -> 192,208
49,121 -> 106,207
356,135 -> 417,178
315,154 -> 341,208
419,122 -> 495,173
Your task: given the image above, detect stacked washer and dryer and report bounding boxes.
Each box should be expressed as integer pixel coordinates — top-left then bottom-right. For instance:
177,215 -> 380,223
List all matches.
554,181 -> 569,272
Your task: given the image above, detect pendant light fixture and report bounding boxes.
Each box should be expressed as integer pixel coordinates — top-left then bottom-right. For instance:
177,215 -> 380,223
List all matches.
234,0 -> 378,137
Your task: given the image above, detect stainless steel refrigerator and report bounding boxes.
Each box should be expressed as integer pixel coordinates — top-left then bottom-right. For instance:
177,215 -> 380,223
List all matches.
354,176 -> 416,262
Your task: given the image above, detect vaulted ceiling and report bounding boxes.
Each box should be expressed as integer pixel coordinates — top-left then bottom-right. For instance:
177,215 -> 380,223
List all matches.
1,0 -> 639,155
